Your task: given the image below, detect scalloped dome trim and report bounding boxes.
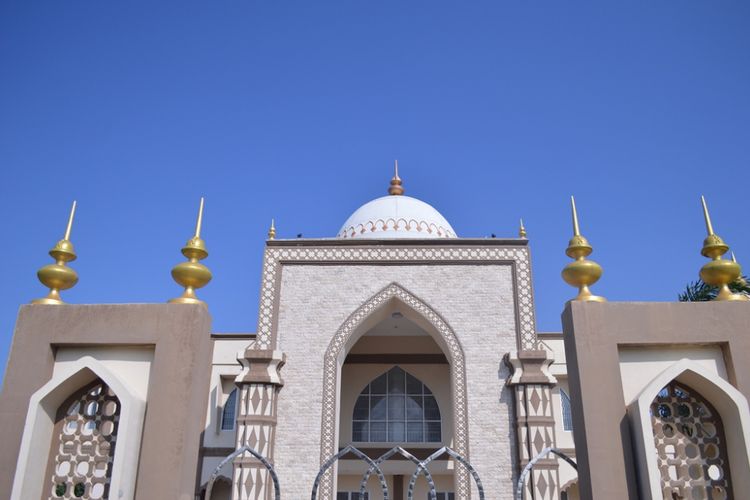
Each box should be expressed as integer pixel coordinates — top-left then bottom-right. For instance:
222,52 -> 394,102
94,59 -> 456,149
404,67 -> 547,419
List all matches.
337,217 -> 456,238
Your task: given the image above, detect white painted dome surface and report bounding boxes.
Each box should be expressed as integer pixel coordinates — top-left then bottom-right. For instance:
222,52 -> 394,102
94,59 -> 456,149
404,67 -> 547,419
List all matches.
337,195 -> 456,239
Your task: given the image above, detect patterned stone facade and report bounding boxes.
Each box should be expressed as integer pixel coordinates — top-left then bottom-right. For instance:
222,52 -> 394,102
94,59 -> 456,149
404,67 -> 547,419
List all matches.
235,241 -> 537,499
233,349 -> 284,500
507,350 -> 561,500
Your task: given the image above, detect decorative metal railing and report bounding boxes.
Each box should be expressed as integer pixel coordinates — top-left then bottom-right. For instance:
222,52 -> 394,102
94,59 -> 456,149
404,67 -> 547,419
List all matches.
206,444 -> 492,499
515,447 -> 577,500
205,445 -> 281,500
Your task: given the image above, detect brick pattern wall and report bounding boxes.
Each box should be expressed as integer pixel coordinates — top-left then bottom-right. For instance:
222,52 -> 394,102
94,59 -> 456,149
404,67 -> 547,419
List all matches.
267,263 -> 520,499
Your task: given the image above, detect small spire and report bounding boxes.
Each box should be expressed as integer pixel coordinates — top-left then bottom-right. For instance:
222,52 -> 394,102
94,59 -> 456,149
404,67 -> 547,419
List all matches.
519,218 -> 527,239
194,197 -> 204,238
268,218 -> 276,240
697,196 -> 748,301
169,198 -> 212,305
701,195 -> 715,236
561,196 -> 605,302
571,196 -> 581,237
388,160 -> 404,196
64,200 -> 77,240
32,201 -> 79,304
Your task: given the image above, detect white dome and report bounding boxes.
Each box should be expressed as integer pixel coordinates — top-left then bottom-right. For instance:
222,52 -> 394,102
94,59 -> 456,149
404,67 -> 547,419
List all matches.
337,195 -> 457,239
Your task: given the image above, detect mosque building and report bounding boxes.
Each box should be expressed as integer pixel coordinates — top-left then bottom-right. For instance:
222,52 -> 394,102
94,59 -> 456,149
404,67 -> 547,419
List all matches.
1,165 -> 748,500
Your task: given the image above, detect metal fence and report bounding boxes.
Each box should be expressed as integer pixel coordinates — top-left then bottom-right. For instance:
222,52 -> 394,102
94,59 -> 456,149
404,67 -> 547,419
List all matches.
206,444 -> 487,500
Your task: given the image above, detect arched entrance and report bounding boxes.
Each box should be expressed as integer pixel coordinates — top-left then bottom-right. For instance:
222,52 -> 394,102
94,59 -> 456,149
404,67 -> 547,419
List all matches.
319,283 -> 469,499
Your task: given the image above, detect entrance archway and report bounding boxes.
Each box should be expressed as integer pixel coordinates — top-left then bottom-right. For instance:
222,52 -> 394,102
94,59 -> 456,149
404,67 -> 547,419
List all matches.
319,283 -> 469,499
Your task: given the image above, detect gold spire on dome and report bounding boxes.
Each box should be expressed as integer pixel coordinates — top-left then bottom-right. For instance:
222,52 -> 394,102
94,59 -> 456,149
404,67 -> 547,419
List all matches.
32,201 -> 80,304
169,197 -> 212,305
561,196 -> 606,302
388,160 -> 404,196
268,219 -> 276,240
698,196 -> 748,301
519,218 -> 527,239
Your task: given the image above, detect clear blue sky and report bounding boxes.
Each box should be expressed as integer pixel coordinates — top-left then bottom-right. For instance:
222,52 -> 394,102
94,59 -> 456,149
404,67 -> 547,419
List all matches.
1,1 -> 749,374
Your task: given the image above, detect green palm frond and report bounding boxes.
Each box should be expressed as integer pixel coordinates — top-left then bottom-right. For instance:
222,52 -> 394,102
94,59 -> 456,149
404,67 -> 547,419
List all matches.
679,276 -> 750,302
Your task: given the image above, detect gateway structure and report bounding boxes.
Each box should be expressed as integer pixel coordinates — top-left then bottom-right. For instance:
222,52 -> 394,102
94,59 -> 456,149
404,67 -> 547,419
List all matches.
1,167 -> 749,500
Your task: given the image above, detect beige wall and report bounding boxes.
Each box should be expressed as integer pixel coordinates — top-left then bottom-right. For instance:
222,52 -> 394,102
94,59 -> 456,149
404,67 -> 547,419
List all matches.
0,304 -> 213,500
618,345 -> 728,404
562,301 -> 750,500
54,346 -> 154,401
272,262 -> 519,498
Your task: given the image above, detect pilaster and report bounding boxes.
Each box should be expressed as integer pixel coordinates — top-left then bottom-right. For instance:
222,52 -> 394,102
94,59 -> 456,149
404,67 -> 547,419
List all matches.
507,350 -> 560,500
232,348 -> 285,500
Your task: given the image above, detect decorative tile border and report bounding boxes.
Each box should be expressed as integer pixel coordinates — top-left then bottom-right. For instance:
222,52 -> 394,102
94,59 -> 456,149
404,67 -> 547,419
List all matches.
252,244 -> 537,351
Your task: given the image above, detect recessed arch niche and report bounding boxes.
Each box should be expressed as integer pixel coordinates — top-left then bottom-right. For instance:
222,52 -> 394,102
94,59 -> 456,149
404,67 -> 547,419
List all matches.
318,283 -> 469,499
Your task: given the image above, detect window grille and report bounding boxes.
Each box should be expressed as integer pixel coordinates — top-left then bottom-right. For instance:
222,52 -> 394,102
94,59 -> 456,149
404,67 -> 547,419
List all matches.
45,380 -> 120,500
221,388 -> 237,431
651,382 -> 733,499
352,366 -> 441,443
560,388 -> 573,432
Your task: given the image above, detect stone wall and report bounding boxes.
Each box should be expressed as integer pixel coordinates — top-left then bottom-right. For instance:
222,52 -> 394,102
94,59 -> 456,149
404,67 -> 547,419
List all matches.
272,262 -> 519,498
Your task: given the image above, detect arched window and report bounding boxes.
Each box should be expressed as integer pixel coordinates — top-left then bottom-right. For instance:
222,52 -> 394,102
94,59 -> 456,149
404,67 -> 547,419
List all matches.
651,382 -> 733,499
352,366 -> 441,443
560,388 -> 573,432
45,379 -> 120,499
221,388 -> 237,431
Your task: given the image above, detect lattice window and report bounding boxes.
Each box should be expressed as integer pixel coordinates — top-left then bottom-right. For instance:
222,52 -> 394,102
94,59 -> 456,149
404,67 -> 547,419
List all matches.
352,366 -> 441,443
651,382 -> 733,500
45,379 -> 120,499
560,388 -> 573,432
221,388 -> 237,431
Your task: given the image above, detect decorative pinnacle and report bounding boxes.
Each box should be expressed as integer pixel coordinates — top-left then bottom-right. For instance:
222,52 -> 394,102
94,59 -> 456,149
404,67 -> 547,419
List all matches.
561,196 -> 605,302
32,201 -> 79,304
571,196 -> 581,236
697,196 -> 747,301
268,219 -> 276,240
388,160 -> 404,196
169,197 -> 212,305
519,219 -> 527,239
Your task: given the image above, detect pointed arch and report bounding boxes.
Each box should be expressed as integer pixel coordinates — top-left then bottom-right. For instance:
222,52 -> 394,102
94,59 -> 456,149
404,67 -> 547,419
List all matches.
628,358 -> 750,499
11,356 -> 146,500
318,282 -> 469,499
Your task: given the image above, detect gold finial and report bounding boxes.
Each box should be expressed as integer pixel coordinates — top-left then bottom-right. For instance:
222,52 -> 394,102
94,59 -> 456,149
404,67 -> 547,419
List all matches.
519,218 -> 527,239
388,160 -> 404,196
169,197 -> 212,305
697,196 -> 748,301
32,201 -> 79,304
561,196 -> 606,302
268,218 -> 276,240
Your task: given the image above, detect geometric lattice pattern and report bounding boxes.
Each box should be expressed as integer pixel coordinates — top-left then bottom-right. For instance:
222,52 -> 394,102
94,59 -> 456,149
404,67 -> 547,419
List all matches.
45,380 -> 120,500
234,383 -> 278,500
651,382 -> 733,500
252,245 -> 537,351
513,383 -> 559,500
319,283 -> 471,499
